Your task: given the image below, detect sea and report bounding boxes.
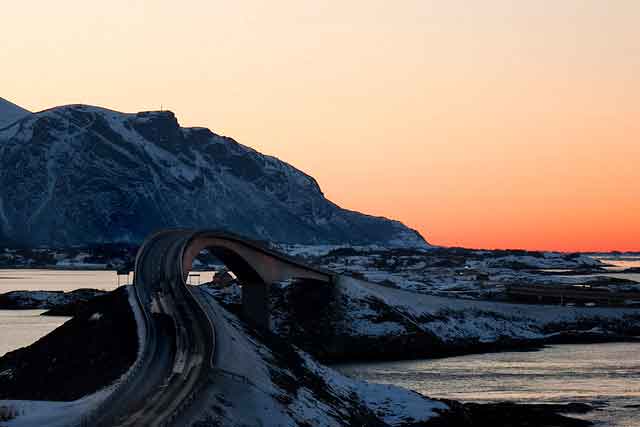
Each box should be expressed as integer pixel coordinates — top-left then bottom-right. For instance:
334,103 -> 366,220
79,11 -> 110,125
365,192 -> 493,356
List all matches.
336,255 -> 640,427
0,269 -> 217,356
0,257 -> 639,425
337,342 -> 640,427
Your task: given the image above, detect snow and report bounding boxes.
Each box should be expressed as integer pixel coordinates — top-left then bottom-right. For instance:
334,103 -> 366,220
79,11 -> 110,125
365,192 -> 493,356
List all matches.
55,260 -> 108,269
275,243 -> 429,258
1,103 -> 427,248
286,339 -> 448,425
123,286 -> 147,374
0,287 -> 145,427
288,245 -> 630,303
466,253 -> 602,269
1,387 -> 110,427
338,276 -> 639,343
190,287 -> 448,426
300,351 -> 448,424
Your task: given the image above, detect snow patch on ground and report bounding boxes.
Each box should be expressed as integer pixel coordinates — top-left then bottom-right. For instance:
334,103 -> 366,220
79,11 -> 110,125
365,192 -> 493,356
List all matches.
0,287 -> 145,427
192,288 -> 449,426
340,277 -> 639,343
275,243 -> 431,259
300,352 -> 448,425
1,385 -> 112,427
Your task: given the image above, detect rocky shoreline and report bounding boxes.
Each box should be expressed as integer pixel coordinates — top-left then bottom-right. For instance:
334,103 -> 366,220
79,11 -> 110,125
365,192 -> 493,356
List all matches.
3,281 -> 639,360
0,286 -> 596,426
1,248 -> 637,426
434,401 -> 594,427
201,275 -> 640,365
0,289 -> 107,316
0,288 -> 137,401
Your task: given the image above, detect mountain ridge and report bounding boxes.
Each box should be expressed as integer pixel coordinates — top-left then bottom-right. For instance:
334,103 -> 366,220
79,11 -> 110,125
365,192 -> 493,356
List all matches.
0,103 -> 428,248
0,97 -> 31,128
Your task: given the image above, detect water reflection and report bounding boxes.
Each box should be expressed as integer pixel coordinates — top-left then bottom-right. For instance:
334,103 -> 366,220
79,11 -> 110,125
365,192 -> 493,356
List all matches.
336,343 -> 640,426
0,310 -> 69,357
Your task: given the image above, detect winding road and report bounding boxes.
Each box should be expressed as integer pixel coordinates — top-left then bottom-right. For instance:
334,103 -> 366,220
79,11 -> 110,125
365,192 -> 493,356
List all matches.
90,229 -> 332,427
90,230 -> 214,427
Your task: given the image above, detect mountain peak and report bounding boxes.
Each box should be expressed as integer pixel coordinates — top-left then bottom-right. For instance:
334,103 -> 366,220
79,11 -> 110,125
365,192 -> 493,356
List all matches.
0,103 -> 428,248
0,97 -> 31,128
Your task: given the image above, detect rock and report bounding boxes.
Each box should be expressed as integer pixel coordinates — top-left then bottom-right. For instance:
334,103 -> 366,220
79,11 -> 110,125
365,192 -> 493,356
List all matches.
459,401 -> 593,427
0,288 -> 107,314
0,287 -> 137,401
0,104 -> 426,248
205,276 -> 640,363
0,285 -> 595,426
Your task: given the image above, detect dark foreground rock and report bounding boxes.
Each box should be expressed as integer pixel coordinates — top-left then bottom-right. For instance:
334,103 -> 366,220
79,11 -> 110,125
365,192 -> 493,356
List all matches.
238,323 -> 594,426
0,287 -> 137,400
204,278 -> 640,364
0,288 -> 106,314
0,285 -> 595,426
428,401 -> 593,427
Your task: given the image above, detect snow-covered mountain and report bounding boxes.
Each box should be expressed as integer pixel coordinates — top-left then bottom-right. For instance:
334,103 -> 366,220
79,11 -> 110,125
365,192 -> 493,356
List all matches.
0,104 -> 427,248
0,97 -> 31,128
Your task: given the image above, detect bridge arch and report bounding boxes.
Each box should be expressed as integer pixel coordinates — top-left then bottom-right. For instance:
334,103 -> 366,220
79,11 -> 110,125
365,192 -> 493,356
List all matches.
177,231 -> 334,327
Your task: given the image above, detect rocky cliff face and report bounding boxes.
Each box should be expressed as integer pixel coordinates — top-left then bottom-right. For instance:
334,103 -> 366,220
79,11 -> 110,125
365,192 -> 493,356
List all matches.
0,104 -> 427,247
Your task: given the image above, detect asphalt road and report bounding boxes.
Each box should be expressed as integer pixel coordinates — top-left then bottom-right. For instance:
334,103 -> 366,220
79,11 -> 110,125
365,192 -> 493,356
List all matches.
92,230 -> 215,427
90,229 -> 330,427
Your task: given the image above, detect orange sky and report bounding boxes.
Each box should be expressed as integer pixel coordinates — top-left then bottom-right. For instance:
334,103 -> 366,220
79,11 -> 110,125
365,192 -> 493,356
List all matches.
2,1 -> 639,251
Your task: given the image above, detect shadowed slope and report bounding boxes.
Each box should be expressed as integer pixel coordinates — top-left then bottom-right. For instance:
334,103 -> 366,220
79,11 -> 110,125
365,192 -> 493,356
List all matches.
0,104 -> 426,248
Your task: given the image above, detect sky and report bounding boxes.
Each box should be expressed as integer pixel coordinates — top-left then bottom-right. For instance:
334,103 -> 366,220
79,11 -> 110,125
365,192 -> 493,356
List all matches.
2,1 -> 639,251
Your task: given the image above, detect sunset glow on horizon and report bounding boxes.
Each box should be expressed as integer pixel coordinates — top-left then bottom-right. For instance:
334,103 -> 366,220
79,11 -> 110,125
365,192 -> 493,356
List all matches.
2,1 -> 638,251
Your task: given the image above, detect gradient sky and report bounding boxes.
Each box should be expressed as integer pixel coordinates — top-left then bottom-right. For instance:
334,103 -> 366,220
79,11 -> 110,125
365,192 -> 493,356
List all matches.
2,1 -> 639,251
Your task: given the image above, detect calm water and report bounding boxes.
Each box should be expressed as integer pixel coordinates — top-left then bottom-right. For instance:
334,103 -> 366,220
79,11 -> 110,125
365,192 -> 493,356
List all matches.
336,257 -> 640,426
1,265 -> 639,426
598,258 -> 640,270
0,270 -> 116,357
0,269 -> 216,357
337,343 -> 640,427
0,269 -> 217,293
0,269 -> 123,292
597,256 -> 640,283
0,310 -> 69,357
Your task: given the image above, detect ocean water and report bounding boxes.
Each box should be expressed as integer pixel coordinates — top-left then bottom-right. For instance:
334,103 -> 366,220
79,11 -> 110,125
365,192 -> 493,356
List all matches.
1,262 -> 639,426
336,256 -> 640,426
0,310 -> 69,357
0,269 -> 217,293
0,269 -> 216,358
0,269 -> 123,293
597,255 -> 640,283
0,270 -> 116,358
598,257 -> 640,271
336,343 -> 640,427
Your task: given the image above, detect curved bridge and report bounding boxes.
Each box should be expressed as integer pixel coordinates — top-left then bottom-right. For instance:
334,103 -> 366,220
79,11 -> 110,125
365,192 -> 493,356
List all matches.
92,230 -> 334,427
182,230 -> 334,325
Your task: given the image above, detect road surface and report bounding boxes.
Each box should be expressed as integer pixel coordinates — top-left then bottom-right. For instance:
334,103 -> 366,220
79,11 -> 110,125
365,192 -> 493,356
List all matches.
89,229 -> 331,427
91,230 -> 215,427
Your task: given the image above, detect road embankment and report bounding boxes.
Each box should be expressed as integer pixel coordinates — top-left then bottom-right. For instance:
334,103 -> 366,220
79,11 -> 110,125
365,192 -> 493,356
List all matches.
0,287 -> 137,401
